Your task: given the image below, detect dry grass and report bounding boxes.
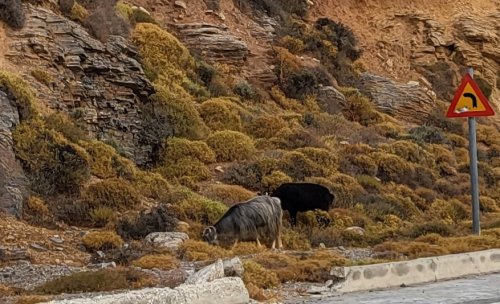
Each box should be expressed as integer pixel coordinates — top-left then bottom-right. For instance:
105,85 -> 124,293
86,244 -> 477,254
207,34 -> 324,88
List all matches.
35,268 -> 155,294
243,261 -> 280,289
15,296 -> 53,304
82,231 -> 124,251
179,240 -> 231,261
83,178 -> 140,211
207,130 -> 256,162
200,184 -> 255,206
131,254 -> 180,270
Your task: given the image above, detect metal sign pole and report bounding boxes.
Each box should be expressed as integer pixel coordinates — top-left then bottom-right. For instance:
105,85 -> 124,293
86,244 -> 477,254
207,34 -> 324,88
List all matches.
467,67 -> 480,235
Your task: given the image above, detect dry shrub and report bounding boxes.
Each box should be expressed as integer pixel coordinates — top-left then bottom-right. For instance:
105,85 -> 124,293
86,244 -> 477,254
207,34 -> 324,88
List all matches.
13,118 -> 91,196
356,175 -> 382,193
281,228 -> 311,250
89,206 -> 116,228
0,0 -> 25,29
245,283 -> 274,302
132,23 -> 194,96
279,35 -> 305,54
243,261 -> 280,289
424,235 -> 500,254
339,87 -> 382,126
168,188 -> 228,224
207,130 -> 256,162
85,3 -> 129,42
447,133 -> 468,148
272,126 -> 324,149
31,69 -> 53,87
15,296 -> 54,304
35,268 -> 154,294
262,170 -> 293,193
246,115 -> 288,139
232,242 -> 266,256
407,125 -> 449,145
0,70 -> 37,120
199,98 -> 244,131
372,152 -> 415,185
81,140 -> 136,179
179,240 -> 230,261
157,157 -> 211,183
385,141 -> 434,167
477,125 -> 500,146
251,251 -> 345,283
70,2 -> 89,22
23,196 -> 54,227
415,187 -> 439,204
373,241 -> 448,259
366,193 -> 420,221
134,172 -> 171,201
296,147 -> 338,174
82,230 -> 124,251
480,196 -> 498,212
427,199 -> 469,224
278,151 -> 320,180
83,178 -> 140,211
373,121 -> 404,138
117,204 -> 178,240
200,184 -> 255,207
306,174 -> 366,209
404,220 -> 453,238
44,112 -> 88,143
131,254 -> 180,270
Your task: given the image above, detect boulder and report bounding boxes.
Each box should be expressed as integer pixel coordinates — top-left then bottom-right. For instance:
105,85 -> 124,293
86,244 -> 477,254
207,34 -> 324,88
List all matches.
222,257 -> 244,277
316,86 -> 346,115
186,259 -> 225,284
145,232 -> 189,250
46,277 -> 250,304
172,23 -> 249,65
0,91 -> 28,217
358,73 -> 436,124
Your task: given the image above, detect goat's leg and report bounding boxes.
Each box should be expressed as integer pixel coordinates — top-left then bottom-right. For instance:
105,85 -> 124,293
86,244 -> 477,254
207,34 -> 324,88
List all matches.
256,237 -> 262,247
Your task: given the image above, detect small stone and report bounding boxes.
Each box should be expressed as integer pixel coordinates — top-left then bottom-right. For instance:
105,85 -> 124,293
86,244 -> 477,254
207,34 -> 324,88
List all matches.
6,235 -> 15,241
339,141 -> 349,145
64,260 -> 73,264
344,226 -> 366,236
55,247 -> 64,251
30,243 -> 47,251
215,166 -> 224,173
325,279 -> 334,287
319,243 -> 326,249
223,257 -> 244,277
55,259 -> 61,264
96,251 -> 105,258
337,246 -> 346,251
49,236 -> 64,244
174,0 -> 187,9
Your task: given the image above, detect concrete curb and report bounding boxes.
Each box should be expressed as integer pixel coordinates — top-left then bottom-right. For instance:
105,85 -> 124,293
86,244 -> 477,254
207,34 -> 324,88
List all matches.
330,249 -> 500,293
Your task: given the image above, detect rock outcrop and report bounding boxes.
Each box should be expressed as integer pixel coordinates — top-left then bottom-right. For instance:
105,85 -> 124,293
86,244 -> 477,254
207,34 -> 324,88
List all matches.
171,23 -> 249,65
0,91 -> 27,217
359,73 -> 436,124
5,6 -> 157,166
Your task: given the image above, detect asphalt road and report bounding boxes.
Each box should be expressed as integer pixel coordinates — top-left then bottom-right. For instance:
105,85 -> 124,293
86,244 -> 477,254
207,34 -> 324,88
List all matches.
298,273 -> 500,304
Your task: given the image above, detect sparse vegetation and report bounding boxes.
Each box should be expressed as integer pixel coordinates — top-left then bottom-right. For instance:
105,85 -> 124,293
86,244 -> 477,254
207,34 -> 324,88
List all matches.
131,254 -> 180,270
82,230 -> 124,251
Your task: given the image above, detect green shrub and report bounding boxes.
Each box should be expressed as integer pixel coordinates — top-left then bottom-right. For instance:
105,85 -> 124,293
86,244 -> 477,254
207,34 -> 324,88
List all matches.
272,126 -> 324,149
407,126 -> 450,145
157,157 -> 211,183
404,221 -> 453,238
0,70 -> 37,120
89,206 -> 116,228
83,178 -> 141,210
296,147 -> 338,175
262,170 -> 293,192
207,130 -> 256,162
81,140 -> 136,180
199,98 -> 244,131
428,199 -> 469,224
233,80 -> 257,100
372,152 -> 415,184
278,151 -> 320,180
367,194 -> 420,221
129,7 -> 156,25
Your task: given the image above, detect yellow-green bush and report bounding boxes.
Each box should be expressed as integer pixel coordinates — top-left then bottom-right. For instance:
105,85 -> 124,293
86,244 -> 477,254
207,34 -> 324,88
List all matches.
200,184 -> 255,206
261,170 -> 293,192
150,86 -> 209,139
477,125 -> 500,146
367,193 -> 420,220
272,126 -> 324,149
207,130 -> 256,162
116,1 -> 134,19
82,231 -> 124,251
132,23 -> 194,97
131,254 -> 180,270
373,241 -> 449,259
281,228 -> 311,250
296,147 -> 338,175
372,152 -> 415,184
89,206 -> 116,228
13,118 -> 91,195
157,157 -> 211,183
44,112 -> 88,143
168,188 -> 228,224
31,69 -> 53,87
246,115 -> 288,139
373,121 -> 405,138
23,196 -> 54,227
0,70 -> 37,120
278,151 -> 320,180
480,196 -> 498,212
83,178 -> 141,211
81,140 -> 136,179
179,240 -> 231,261
134,171 -> 171,201
427,199 -> 469,224
339,87 -> 383,126
385,140 -> 434,167
199,98 -> 244,131
70,2 -> 89,22
356,175 -> 382,193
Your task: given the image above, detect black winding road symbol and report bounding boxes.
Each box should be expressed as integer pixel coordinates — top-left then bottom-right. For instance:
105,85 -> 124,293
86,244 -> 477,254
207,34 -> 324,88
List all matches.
463,93 -> 478,108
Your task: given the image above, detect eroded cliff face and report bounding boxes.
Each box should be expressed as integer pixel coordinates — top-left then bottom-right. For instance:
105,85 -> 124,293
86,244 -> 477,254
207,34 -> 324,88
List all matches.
4,6 -> 157,166
0,91 -> 27,217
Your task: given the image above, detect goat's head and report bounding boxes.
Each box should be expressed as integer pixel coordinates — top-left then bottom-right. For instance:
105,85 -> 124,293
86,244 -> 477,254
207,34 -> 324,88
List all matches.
202,226 -> 218,245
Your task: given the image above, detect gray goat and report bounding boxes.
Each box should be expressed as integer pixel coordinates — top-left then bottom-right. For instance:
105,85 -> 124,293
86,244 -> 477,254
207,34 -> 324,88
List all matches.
202,196 -> 283,249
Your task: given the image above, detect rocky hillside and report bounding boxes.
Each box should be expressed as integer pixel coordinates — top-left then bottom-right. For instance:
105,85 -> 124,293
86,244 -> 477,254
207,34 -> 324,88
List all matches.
0,0 -> 499,302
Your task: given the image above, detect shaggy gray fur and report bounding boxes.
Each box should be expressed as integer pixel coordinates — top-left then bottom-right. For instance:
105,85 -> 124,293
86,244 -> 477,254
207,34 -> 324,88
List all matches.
202,196 -> 283,249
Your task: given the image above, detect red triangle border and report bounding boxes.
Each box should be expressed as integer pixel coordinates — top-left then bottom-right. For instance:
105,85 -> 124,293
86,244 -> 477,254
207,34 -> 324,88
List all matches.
446,73 -> 495,118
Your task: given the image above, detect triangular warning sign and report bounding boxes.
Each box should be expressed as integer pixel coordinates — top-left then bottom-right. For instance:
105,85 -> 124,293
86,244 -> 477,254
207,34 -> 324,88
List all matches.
446,73 -> 495,118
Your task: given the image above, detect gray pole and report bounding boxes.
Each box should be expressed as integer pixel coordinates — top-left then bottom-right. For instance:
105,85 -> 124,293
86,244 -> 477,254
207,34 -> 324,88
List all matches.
467,67 -> 480,235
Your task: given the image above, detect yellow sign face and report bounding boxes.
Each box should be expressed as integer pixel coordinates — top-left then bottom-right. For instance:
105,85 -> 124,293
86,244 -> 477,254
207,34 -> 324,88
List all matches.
453,83 -> 487,113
